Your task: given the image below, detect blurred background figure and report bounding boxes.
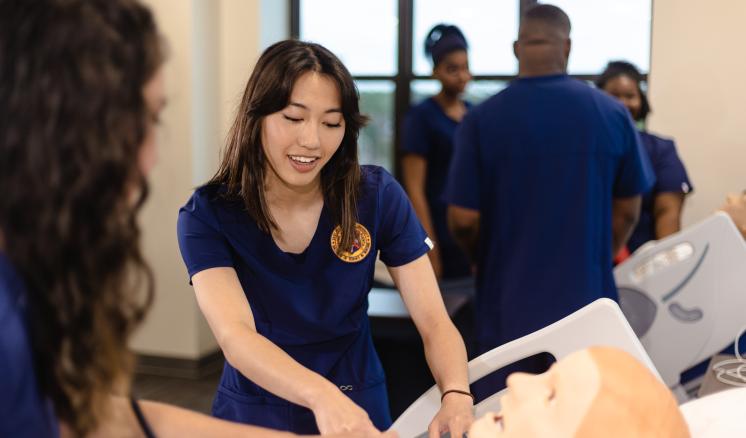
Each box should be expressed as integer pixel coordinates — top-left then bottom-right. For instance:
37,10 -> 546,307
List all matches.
401,24 -> 472,280
597,61 -> 693,254
445,4 -> 654,398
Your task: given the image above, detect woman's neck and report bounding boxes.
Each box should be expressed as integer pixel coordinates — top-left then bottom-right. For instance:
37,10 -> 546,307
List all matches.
264,172 -> 323,211
434,89 -> 461,107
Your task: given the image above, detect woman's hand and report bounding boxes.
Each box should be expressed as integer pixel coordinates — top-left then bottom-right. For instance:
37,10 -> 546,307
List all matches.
427,392 -> 474,438
309,386 -> 380,436
721,192 -> 746,239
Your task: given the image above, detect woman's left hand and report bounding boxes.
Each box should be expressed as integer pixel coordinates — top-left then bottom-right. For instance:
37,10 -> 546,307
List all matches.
427,392 -> 474,438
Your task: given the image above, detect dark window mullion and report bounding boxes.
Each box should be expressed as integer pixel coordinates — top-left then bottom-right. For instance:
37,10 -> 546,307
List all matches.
412,75 -> 519,81
289,0 -> 299,38
393,0 -> 414,179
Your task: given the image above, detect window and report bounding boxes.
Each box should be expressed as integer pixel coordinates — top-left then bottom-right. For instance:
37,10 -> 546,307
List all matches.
412,0 -> 519,76
292,0 -> 652,174
548,0 -> 651,74
300,0 -> 398,76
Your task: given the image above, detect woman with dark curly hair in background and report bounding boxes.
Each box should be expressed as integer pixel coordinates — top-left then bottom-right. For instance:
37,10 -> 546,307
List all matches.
0,1 -> 396,437
596,61 -> 693,254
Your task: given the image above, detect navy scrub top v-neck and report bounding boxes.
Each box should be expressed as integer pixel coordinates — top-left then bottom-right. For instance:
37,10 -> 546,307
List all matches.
177,165 -> 431,434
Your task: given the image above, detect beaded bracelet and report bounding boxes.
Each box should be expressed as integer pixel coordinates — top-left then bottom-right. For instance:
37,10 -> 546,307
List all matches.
440,389 -> 475,403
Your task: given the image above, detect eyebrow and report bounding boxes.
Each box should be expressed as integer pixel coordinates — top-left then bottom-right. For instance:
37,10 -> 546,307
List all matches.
289,102 -> 342,114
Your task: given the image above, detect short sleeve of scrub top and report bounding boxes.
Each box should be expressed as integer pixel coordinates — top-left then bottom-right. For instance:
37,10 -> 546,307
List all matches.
177,187 -> 235,279
444,110 -> 480,210
612,115 -> 656,198
646,133 -> 693,195
377,168 -> 432,266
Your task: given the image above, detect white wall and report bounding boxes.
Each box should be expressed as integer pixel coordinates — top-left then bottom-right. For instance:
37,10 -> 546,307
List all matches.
648,0 -> 746,228
132,0 -> 287,359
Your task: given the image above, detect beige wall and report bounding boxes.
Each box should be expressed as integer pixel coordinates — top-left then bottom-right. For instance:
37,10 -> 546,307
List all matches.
648,0 -> 746,228
131,0 -> 275,358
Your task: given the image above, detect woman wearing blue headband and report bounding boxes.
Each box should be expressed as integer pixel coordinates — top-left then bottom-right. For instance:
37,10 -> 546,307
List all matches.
401,24 -> 472,280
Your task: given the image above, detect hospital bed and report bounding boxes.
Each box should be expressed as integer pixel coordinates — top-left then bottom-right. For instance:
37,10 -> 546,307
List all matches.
614,212 -> 746,394
680,387 -> 746,437
391,298 -> 656,437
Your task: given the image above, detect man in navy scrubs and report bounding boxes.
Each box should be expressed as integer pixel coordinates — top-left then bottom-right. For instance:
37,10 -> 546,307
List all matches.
444,4 -> 655,393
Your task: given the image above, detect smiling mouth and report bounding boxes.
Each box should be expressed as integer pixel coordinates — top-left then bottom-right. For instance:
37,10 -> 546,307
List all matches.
288,155 -> 319,164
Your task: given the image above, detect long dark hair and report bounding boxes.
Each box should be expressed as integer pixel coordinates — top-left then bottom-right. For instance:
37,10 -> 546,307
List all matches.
210,40 -> 367,252
595,60 -> 651,121
0,0 -> 162,434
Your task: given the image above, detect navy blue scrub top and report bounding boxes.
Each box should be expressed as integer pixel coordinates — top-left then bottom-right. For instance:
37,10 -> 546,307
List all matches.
401,97 -> 472,279
177,165 -> 430,434
0,252 -> 59,438
444,74 -> 655,350
627,131 -> 693,252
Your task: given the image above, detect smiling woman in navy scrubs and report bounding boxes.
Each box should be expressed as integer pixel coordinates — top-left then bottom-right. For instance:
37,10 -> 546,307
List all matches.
177,40 -> 473,437
401,24 -> 473,279
596,61 -> 693,252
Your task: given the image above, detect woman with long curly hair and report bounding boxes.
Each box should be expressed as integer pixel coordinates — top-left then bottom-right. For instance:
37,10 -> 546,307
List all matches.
0,1 -> 394,437
177,39 -> 473,437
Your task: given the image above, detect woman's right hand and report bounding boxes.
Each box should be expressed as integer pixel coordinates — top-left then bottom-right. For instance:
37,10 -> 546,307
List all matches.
309,386 -> 380,436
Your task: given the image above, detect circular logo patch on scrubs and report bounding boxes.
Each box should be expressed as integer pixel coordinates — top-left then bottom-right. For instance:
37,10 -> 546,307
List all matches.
330,223 -> 372,263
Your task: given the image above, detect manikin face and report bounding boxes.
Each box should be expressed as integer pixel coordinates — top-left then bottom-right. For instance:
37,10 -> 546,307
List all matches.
433,50 -> 471,95
602,75 -> 642,121
474,350 -> 599,438
261,71 -> 345,193
469,347 -> 689,438
139,67 -> 167,177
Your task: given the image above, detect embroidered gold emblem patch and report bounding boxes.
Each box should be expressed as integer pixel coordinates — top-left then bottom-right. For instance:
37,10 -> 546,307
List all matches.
330,223 -> 372,263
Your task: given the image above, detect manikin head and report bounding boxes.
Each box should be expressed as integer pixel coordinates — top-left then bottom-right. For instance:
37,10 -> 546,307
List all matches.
469,347 -> 690,438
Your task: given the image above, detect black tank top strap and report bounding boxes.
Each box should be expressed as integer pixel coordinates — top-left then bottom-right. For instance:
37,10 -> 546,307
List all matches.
130,397 -> 157,438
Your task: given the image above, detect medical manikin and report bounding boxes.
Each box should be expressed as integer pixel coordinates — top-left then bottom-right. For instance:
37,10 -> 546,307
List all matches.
468,347 -> 690,438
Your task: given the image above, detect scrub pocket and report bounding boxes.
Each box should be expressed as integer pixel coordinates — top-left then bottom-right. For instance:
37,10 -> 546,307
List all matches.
342,379 -> 393,430
212,385 -> 292,431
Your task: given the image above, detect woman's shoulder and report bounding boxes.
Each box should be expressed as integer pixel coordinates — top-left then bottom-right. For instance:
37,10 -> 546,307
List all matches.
640,130 -> 676,149
640,130 -> 680,161
407,96 -> 438,117
358,165 -> 408,207
360,165 -> 397,189
179,183 -> 240,225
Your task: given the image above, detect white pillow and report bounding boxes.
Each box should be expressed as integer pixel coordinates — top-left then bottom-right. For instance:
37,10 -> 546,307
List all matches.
679,388 -> 746,437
